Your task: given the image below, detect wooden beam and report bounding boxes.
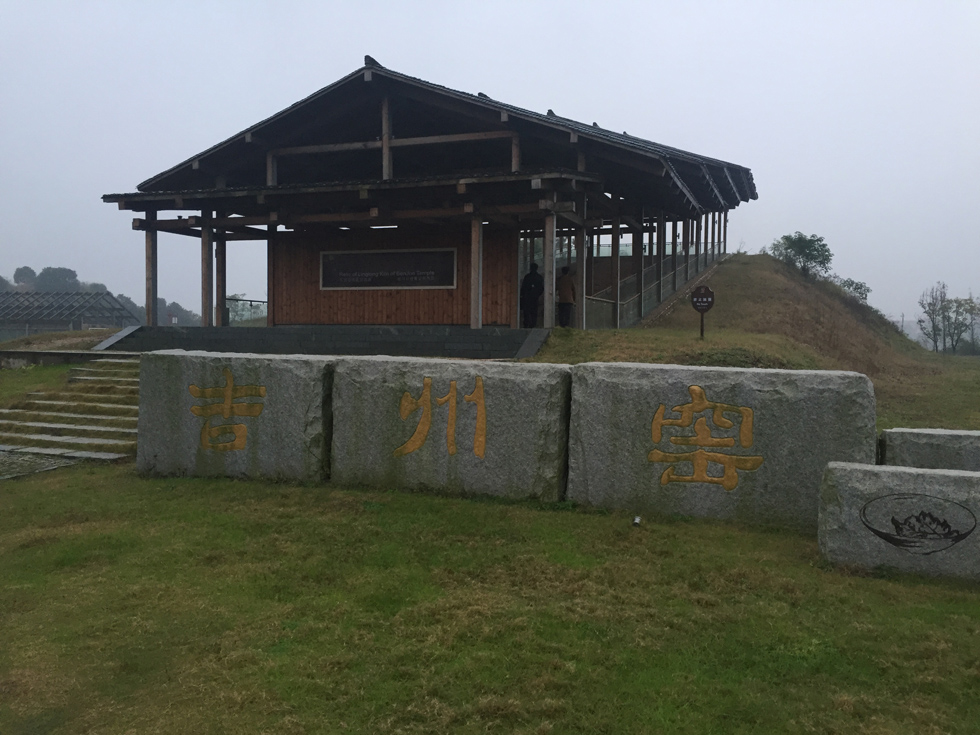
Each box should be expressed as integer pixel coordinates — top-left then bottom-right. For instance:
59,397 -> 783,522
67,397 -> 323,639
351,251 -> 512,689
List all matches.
144,211 -> 157,327
543,215 -> 556,328
470,219 -> 483,329
390,130 -> 514,147
273,140 -> 383,156
200,212 -> 213,327
381,95 -> 392,180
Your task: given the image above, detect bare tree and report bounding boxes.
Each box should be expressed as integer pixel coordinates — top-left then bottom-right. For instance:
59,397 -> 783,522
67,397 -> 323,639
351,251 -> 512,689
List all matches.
917,282 -> 947,352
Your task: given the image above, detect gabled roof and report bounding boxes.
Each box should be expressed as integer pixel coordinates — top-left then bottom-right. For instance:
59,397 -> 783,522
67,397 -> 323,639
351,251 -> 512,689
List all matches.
135,59 -> 756,213
0,291 -> 140,326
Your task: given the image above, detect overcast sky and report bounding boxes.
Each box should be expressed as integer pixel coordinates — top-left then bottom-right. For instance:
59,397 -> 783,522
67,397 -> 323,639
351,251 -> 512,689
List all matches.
1,0 -> 978,326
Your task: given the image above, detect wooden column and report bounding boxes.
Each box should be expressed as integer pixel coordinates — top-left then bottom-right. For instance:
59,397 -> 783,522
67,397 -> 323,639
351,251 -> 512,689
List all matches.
724,210 -> 729,253
511,135 -> 521,172
634,223 -> 644,318
713,212 -> 719,261
381,96 -> 392,180
656,211 -> 665,304
144,211 -> 158,326
266,223 -> 277,327
575,227 -> 587,329
543,215 -> 556,328
470,219 -> 483,329
683,219 -> 691,282
586,232 -> 595,297
671,220 -> 679,292
215,233 -> 226,326
612,217 -> 621,329
695,217 -> 702,273
200,212 -> 213,327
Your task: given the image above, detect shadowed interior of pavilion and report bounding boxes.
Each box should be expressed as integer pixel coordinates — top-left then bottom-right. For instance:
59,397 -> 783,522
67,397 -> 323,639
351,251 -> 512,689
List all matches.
102,57 -> 756,358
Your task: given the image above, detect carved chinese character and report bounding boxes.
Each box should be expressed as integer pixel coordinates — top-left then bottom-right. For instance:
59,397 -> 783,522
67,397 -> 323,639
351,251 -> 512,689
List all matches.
189,368 -> 266,451
647,385 -> 763,491
394,376 -> 486,458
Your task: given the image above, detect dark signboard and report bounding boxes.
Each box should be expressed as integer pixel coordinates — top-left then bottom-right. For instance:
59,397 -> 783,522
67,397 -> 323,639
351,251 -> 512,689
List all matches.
691,285 -> 715,313
321,249 -> 457,290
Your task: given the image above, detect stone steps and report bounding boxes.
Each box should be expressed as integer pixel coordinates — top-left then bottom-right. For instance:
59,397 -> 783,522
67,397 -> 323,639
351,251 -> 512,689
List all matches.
0,356 -> 141,462
0,408 -> 137,425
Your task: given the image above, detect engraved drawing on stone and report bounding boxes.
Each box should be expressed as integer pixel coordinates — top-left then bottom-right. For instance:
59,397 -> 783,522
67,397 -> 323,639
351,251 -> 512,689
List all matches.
859,493 -> 977,555
393,376 -> 486,458
647,385 -> 763,491
189,368 -> 267,451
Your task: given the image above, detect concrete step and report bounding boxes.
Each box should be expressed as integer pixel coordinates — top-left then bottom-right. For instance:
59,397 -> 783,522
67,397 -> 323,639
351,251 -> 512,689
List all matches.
0,444 -> 129,461
0,419 -> 137,437
19,399 -> 138,416
93,358 -> 141,365
0,431 -> 135,453
0,408 -> 137,425
28,390 -> 139,404
67,375 -> 141,385
69,367 -> 140,379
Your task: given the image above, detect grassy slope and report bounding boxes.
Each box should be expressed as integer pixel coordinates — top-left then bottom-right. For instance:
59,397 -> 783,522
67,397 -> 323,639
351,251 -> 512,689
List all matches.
534,254 -> 980,430
0,364 -> 71,406
0,328 -> 119,352
2,464 -> 980,734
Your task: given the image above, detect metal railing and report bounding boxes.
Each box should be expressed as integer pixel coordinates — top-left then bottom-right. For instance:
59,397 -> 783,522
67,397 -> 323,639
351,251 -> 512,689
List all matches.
583,247 -> 721,329
226,298 -> 268,326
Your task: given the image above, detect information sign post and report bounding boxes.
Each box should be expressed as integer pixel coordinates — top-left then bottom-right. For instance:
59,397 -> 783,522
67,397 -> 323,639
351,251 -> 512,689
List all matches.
691,285 -> 715,340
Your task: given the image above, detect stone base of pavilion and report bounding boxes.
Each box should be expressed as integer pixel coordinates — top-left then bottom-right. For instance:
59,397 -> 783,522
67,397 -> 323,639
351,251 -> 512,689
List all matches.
95,324 -> 551,360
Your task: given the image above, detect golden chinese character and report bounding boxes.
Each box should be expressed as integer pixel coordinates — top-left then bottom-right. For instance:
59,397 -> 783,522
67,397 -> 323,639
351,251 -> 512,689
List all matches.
189,367 -> 266,451
393,376 -> 486,458
647,385 -> 763,491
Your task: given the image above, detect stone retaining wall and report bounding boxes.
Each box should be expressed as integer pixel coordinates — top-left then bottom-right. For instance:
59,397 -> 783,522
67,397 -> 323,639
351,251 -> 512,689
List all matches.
137,352 -> 882,530
567,363 -> 877,531
330,357 -> 570,500
819,462 -> 980,580
137,350 -> 333,481
880,428 -> 980,472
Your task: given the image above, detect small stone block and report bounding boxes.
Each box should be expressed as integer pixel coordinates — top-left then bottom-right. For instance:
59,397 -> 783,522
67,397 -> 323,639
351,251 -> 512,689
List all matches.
567,363 -> 877,531
331,357 -> 570,500
820,462 -> 980,580
137,350 -> 334,481
880,428 -> 980,472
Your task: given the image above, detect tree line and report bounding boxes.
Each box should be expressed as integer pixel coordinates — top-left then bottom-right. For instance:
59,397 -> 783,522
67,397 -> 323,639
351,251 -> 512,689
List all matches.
917,283 -> 979,355
0,265 -> 201,326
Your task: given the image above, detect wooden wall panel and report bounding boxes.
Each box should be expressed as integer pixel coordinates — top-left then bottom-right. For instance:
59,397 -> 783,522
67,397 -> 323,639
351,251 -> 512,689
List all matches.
272,224 -> 519,327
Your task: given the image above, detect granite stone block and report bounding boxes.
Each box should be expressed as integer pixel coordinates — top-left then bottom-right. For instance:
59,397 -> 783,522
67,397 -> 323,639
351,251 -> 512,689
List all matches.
880,428 -> 980,472
137,350 -> 334,481
331,357 -> 570,500
567,363 -> 876,531
819,462 -> 980,579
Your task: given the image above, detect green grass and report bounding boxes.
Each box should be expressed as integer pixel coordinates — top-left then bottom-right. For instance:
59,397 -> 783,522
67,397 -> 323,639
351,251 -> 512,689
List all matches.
0,364 -> 71,405
2,464 -> 980,734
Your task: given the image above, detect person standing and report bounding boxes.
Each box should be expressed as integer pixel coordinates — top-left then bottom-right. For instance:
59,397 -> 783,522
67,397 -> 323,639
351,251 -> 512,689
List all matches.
557,266 -> 576,328
520,263 -> 544,328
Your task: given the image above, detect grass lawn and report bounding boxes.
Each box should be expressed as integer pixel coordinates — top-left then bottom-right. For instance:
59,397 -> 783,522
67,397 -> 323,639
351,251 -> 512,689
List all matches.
0,364 -> 71,406
2,463 -> 979,734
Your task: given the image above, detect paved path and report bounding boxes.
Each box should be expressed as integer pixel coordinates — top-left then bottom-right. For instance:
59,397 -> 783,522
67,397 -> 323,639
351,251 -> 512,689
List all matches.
0,449 -> 76,480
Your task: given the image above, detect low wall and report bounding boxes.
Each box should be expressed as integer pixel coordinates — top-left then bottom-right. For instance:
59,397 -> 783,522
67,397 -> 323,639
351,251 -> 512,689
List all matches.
880,428 -> 980,472
567,363 -> 877,531
331,357 -> 570,500
137,350 -> 333,481
137,352 -> 880,531
819,462 -> 980,580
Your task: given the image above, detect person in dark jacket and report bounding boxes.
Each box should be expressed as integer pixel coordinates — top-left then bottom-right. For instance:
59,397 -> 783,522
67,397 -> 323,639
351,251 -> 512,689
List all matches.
520,263 -> 544,328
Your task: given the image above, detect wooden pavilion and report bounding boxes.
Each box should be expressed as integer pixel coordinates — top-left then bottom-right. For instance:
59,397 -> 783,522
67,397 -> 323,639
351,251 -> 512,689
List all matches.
103,57 -> 757,331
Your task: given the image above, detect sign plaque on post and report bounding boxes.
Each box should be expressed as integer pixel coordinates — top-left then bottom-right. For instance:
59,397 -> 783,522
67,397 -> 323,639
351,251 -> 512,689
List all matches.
691,285 -> 714,339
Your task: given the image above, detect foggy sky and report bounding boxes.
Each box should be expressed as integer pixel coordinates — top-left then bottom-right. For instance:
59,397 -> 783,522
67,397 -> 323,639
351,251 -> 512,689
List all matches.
1,0 -> 978,327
